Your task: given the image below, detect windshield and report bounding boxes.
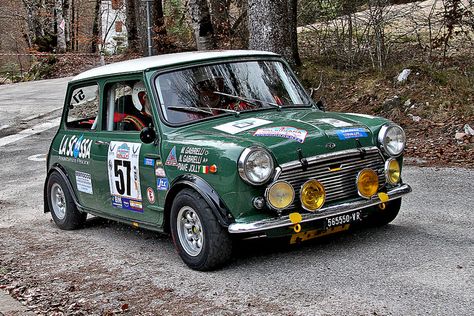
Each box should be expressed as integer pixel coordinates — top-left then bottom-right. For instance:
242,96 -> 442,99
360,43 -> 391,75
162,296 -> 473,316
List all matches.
154,60 -> 313,125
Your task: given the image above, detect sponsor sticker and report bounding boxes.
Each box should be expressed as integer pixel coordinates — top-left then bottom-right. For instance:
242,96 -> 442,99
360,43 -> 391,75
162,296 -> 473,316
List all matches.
336,128 -> 368,140
146,187 -> 155,204
318,118 -> 352,127
165,146 -> 178,166
253,126 -> 308,143
157,178 -> 169,191
213,118 -> 272,134
347,113 -> 377,119
75,171 -> 93,194
108,142 -> 142,211
155,167 -> 166,177
58,134 -> 93,164
144,158 -> 155,166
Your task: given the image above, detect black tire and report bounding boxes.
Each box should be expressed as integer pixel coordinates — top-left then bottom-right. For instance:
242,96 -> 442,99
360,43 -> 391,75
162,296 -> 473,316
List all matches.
170,189 -> 232,271
366,198 -> 402,227
47,172 -> 87,230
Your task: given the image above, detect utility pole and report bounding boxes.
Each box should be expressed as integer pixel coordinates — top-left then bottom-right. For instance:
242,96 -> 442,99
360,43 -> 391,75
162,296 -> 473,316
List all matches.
143,0 -> 154,56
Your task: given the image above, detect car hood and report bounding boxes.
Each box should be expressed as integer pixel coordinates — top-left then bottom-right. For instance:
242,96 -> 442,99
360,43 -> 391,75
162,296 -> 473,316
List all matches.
163,108 -> 389,165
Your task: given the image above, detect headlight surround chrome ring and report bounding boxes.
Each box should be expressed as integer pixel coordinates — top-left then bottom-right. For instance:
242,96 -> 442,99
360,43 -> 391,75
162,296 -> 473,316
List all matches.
265,181 -> 295,210
238,146 -> 274,185
378,124 -> 406,157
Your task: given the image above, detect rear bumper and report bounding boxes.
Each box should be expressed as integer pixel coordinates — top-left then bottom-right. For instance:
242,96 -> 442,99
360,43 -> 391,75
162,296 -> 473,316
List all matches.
228,183 -> 411,234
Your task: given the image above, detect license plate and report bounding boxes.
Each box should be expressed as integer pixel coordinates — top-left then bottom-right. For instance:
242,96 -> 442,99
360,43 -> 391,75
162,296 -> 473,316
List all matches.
325,211 -> 361,229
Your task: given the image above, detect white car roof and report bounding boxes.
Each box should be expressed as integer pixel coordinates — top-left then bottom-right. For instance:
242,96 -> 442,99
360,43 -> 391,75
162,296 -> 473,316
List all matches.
71,50 -> 279,82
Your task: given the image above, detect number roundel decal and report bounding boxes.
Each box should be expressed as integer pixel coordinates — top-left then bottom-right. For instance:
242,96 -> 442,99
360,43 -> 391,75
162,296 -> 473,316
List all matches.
108,142 -> 143,212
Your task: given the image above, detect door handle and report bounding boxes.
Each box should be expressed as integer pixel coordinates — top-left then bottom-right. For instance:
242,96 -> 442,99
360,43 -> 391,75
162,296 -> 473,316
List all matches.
95,140 -> 110,146
145,154 -> 161,159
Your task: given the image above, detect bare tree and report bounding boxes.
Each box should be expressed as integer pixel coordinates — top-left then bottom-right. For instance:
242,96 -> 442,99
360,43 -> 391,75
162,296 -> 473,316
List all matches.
55,0 -> 67,52
248,0 -> 296,65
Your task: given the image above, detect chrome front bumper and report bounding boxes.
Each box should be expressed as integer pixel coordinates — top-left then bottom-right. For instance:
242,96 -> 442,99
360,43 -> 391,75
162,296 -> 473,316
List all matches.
228,183 -> 412,234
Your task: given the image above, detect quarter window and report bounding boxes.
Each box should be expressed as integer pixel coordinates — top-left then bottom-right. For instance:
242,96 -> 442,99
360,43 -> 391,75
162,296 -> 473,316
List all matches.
66,84 -> 99,129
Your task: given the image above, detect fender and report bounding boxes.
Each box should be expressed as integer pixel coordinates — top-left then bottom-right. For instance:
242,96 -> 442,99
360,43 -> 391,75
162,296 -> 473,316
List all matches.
43,164 -> 82,213
164,174 -> 234,229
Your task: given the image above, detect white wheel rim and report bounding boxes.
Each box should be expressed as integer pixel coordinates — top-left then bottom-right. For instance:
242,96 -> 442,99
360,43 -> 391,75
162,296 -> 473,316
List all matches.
51,183 -> 66,220
177,206 -> 204,257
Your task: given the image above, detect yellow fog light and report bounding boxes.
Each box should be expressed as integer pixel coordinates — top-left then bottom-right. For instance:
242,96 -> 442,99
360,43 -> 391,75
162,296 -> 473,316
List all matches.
357,169 -> 379,198
385,159 -> 401,185
266,181 -> 295,210
300,179 -> 326,212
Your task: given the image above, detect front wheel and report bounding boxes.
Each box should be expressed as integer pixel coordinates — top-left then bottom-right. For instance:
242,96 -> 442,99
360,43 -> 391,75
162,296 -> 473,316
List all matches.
47,172 -> 87,230
366,198 -> 402,227
170,189 -> 232,271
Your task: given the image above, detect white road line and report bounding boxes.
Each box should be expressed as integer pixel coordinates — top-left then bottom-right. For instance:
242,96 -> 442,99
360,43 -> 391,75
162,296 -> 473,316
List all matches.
0,118 -> 60,148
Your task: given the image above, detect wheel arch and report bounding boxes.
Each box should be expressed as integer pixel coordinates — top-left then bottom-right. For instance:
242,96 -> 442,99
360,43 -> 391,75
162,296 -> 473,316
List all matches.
44,164 -> 80,213
163,174 -> 234,233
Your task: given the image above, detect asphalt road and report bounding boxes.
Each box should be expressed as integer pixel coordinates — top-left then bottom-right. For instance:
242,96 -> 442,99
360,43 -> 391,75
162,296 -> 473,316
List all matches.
0,79 -> 473,315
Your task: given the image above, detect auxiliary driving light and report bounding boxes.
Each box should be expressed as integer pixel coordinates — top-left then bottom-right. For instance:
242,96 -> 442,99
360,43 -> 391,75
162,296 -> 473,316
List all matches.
385,158 -> 401,185
266,181 -> 295,210
300,179 -> 326,212
357,169 -> 379,198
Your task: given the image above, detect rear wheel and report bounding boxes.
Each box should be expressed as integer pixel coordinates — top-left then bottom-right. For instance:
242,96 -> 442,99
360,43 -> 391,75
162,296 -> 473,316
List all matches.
170,189 -> 232,271
366,198 -> 402,227
47,172 -> 87,230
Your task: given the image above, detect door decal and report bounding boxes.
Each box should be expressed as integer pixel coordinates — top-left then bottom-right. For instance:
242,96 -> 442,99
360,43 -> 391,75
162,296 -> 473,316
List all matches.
108,142 -> 143,212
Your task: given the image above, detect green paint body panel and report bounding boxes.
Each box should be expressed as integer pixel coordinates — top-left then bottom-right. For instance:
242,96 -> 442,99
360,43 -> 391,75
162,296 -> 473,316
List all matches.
46,54 -> 407,237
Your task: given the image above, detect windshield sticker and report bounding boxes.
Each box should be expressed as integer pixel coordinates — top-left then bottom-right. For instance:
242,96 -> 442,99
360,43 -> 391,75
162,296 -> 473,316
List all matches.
108,142 -> 143,212
254,126 -> 308,143
165,146 -> 178,166
347,113 -> 377,119
75,171 -> 93,194
213,118 -> 272,134
146,187 -> 155,204
58,134 -> 92,165
157,178 -> 169,191
318,118 -> 352,127
336,128 -> 368,140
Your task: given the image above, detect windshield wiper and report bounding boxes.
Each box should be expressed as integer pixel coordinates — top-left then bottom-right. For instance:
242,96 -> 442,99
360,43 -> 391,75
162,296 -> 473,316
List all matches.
212,91 -> 281,110
167,106 -> 213,115
167,106 -> 239,116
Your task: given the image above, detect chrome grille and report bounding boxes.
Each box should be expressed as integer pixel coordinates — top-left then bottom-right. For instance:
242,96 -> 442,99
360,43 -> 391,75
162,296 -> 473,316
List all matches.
276,147 -> 385,211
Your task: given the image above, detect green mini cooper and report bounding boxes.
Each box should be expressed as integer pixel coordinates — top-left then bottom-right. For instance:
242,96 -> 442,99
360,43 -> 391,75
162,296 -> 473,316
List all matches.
45,50 -> 411,270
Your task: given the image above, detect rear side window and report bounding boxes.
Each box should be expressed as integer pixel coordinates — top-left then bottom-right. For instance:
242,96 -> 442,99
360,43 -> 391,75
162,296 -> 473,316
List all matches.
66,84 -> 99,129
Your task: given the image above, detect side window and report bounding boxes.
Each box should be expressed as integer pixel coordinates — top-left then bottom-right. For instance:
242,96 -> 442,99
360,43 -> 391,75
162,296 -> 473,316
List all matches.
67,84 -> 99,129
104,81 -> 154,132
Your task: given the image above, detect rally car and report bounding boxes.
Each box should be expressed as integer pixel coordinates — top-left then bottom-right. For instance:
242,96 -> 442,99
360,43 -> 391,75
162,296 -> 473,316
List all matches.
44,50 -> 411,270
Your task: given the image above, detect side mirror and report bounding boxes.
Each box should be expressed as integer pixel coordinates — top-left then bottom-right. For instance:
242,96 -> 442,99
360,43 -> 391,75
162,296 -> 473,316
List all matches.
140,126 -> 157,144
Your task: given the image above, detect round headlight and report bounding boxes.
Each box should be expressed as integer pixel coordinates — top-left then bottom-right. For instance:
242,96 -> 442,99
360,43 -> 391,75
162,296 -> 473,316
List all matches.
385,158 -> 401,185
300,179 -> 326,212
356,169 -> 379,198
378,124 -> 406,157
266,181 -> 295,210
238,147 -> 274,185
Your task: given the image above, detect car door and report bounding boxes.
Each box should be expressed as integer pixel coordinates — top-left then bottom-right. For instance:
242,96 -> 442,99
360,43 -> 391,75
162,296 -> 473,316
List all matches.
90,78 -> 163,225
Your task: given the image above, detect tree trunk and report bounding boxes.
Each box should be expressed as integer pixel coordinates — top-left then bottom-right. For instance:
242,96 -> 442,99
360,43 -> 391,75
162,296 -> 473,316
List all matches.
247,0 -> 295,65
152,0 -> 167,53
91,0 -> 101,53
55,0 -> 66,52
287,0 -> 301,66
188,0 -> 216,50
209,0 -> 231,47
125,0 -> 139,52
